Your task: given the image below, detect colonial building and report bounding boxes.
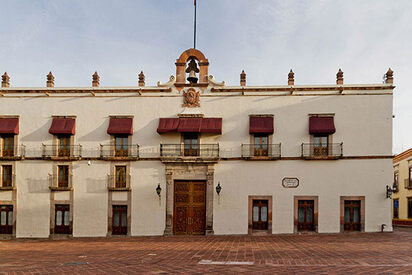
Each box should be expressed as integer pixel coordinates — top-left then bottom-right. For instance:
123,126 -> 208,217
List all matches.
0,49 -> 394,238
392,148 -> 412,226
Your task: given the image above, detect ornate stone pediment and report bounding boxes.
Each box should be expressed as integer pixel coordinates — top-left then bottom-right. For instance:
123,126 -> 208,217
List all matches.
182,88 -> 200,108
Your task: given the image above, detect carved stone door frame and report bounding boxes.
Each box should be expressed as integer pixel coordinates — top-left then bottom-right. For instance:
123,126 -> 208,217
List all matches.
163,163 -> 215,236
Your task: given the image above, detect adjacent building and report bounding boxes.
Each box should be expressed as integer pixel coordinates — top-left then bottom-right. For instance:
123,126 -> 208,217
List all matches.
392,148 -> 412,226
0,48 -> 394,238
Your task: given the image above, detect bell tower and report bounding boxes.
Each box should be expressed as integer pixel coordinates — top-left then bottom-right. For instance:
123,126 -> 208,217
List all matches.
175,48 -> 209,85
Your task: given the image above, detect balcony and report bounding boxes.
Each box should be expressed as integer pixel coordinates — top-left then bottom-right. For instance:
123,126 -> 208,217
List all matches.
48,174 -> 73,191
42,144 -> 82,160
405,178 -> 412,190
0,145 -> 25,160
100,144 -> 139,160
107,174 -> 131,191
241,144 -> 281,159
160,144 -> 219,161
0,174 -> 15,191
301,143 -> 343,159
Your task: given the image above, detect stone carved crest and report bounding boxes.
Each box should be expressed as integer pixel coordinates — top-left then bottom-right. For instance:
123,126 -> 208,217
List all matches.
182,88 -> 200,108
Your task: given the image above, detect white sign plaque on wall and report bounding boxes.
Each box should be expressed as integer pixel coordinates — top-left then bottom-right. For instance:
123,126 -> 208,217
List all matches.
282,178 -> 299,188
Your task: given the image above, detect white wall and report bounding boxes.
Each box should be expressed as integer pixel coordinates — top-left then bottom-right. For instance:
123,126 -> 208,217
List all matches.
213,159 -> 393,234
16,161 -> 51,238
130,161 -> 165,236
72,161 -> 108,237
5,93 -> 392,158
0,88 -> 392,237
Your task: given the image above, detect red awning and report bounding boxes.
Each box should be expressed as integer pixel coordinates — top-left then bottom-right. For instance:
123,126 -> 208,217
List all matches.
249,116 -> 274,134
157,118 -> 179,133
157,117 -> 222,134
107,117 -> 133,135
178,118 -> 202,132
49,118 -> 75,135
0,118 -> 19,134
309,116 -> 336,134
201,118 -> 222,134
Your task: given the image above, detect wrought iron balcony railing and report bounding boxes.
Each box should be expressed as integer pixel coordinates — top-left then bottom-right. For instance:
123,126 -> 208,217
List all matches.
42,144 -> 82,159
100,144 -> 139,159
107,174 -> 131,191
160,144 -> 219,158
0,174 -> 16,190
241,144 -> 281,159
0,145 -> 25,159
48,174 -> 73,191
405,178 -> 412,190
301,143 -> 343,159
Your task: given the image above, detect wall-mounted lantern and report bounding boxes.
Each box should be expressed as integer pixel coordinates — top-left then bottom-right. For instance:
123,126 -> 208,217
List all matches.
386,185 -> 394,199
156,183 -> 162,198
216,182 -> 222,195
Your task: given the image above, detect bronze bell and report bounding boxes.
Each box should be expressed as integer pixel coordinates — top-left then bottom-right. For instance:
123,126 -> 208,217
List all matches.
187,70 -> 198,84
186,59 -> 199,84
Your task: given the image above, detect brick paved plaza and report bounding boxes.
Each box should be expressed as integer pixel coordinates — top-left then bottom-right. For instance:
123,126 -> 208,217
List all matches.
1,228 -> 412,274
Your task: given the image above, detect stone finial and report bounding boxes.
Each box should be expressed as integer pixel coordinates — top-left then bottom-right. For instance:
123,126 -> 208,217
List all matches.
1,72 -> 10,88
92,71 -> 100,87
240,70 -> 246,86
385,68 -> 393,84
288,69 -> 294,85
46,72 -> 54,87
336,68 -> 343,85
138,71 -> 145,87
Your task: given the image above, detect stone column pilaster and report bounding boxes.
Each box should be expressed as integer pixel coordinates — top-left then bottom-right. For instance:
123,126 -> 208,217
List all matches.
163,167 -> 174,236
205,165 -> 215,235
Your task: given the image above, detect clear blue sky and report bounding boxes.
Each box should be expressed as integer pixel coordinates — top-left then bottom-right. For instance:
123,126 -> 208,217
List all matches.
0,0 -> 411,153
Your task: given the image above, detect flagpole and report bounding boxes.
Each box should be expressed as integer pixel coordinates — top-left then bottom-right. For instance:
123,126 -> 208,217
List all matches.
194,0 -> 197,49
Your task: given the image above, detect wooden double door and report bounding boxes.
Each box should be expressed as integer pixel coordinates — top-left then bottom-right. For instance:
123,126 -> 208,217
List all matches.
344,200 -> 361,231
0,205 -> 13,234
252,200 -> 268,230
297,200 -> 315,231
58,136 -> 71,157
173,181 -> 206,235
112,205 -> 128,235
55,204 -> 71,234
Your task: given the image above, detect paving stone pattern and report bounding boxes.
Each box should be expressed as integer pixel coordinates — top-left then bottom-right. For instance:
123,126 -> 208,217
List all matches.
0,228 -> 412,274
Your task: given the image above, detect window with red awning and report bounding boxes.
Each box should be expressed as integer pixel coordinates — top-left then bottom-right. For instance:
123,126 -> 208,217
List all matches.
177,118 -> 202,132
49,118 -> 76,135
309,116 -> 335,134
157,117 -> 222,134
0,118 -> 19,134
107,117 -> 133,135
249,116 -> 273,134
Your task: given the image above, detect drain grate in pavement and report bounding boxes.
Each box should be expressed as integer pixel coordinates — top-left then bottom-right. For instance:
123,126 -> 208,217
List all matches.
198,260 -> 254,265
62,262 -> 88,266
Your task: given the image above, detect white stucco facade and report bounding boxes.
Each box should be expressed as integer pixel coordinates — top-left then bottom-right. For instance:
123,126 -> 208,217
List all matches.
0,49 -> 394,237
